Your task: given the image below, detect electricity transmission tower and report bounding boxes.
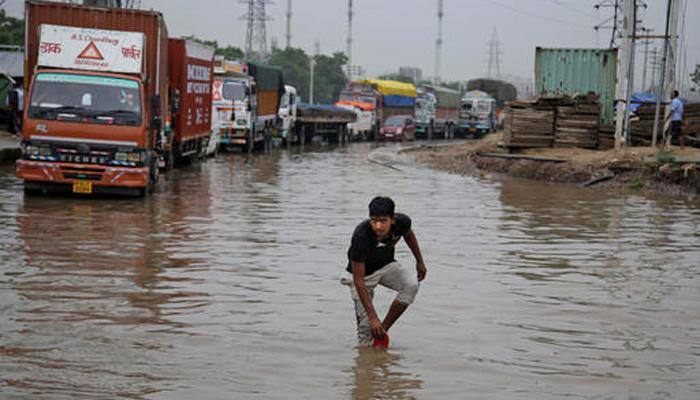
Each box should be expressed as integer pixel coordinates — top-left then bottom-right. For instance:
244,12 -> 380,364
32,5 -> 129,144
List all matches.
485,27 -> 501,79
241,0 -> 272,62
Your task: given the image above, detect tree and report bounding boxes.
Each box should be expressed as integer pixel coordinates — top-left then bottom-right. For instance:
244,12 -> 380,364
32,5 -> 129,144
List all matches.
313,51 -> 348,104
0,9 -> 24,47
217,46 -> 244,61
269,47 -> 310,101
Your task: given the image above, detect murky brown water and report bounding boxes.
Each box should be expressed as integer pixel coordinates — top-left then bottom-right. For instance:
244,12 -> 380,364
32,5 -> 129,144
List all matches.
0,142 -> 699,399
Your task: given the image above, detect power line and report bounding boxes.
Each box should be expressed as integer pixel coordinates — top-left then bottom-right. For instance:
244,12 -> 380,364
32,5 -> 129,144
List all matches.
541,0 -> 597,19
481,0 -> 591,28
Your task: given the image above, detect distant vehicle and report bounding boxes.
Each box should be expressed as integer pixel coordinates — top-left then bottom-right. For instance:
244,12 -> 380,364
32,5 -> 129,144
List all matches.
416,85 -> 460,139
278,85 -> 298,143
336,100 -> 374,141
415,89 -> 436,139
378,114 -> 415,141
339,79 -> 416,140
292,103 -> 355,144
212,59 -> 284,152
458,90 -> 496,137
211,57 -> 252,150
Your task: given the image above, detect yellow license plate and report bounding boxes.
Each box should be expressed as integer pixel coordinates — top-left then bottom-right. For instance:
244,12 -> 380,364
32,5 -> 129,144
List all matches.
469,127 -> 477,132
72,180 -> 93,194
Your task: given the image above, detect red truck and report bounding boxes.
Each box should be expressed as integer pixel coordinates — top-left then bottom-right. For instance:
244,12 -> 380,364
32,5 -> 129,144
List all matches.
17,1 -> 214,196
167,38 -> 215,164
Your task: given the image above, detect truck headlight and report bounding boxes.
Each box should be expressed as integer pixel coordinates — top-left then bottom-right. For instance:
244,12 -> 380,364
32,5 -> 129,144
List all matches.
25,145 -> 40,156
127,152 -> 142,163
114,152 -> 128,162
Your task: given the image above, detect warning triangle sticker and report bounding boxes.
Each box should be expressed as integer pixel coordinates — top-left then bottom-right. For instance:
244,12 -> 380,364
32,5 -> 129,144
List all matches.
77,42 -> 104,60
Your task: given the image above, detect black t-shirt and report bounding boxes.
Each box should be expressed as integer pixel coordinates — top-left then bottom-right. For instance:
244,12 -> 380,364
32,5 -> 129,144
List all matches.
346,213 -> 412,276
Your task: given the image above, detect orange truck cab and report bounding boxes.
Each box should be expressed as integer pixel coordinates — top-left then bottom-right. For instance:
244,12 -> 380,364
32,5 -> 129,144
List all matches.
17,1 -> 169,196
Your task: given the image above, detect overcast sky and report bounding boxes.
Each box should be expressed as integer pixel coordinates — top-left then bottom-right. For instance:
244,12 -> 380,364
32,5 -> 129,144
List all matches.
4,0 -> 699,87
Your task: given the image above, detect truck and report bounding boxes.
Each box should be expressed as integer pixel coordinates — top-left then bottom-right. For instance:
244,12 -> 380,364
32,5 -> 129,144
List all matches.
167,38 -> 215,164
211,57 -> 252,150
338,79 -> 416,140
457,90 -> 496,137
415,85 -> 460,139
231,62 -> 284,152
278,84 -> 298,143
335,100 -> 374,141
18,0 -> 169,196
291,103 -> 356,145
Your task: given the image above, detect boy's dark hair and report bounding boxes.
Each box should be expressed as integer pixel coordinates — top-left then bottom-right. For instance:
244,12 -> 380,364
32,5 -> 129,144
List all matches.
673,90 -> 679,98
369,196 -> 395,217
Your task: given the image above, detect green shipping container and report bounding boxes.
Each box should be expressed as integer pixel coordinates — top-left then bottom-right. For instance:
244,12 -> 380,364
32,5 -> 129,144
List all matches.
535,47 -> 617,124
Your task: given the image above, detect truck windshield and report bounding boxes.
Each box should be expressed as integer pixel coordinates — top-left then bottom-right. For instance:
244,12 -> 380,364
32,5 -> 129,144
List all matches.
222,81 -> 246,101
27,72 -> 142,126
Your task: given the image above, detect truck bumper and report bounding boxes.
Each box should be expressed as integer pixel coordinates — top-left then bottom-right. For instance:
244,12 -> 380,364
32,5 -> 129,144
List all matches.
220,129 -> 249,145
17,160 -> 149,195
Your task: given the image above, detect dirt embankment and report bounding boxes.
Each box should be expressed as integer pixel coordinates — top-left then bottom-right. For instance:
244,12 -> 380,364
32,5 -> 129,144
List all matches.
405,132 -> 700,197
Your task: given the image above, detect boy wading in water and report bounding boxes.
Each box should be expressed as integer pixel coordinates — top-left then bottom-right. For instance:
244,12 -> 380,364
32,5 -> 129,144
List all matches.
342,196 -> 427,345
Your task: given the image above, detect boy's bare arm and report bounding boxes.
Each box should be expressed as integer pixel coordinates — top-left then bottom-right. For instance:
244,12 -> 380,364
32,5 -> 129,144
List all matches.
404,229 -> 427,281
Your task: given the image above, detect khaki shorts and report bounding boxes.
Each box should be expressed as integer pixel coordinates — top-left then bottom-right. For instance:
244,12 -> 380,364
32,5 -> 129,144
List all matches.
341,261 -> 419,345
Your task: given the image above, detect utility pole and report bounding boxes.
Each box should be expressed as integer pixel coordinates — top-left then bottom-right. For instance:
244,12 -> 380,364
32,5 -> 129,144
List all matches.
652,0 -> 680,147
346,0 -> 354,80
309,40 -> 320,104
640,28 -> 653,92
285,0 -> 292,48
594,0 -> 622,48
614,0 -> 635,150
434,0 -> 443,85
649,46 -> 659,91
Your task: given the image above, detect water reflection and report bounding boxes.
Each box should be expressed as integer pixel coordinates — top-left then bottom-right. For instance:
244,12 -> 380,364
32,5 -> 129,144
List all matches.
349,347 -> 423,400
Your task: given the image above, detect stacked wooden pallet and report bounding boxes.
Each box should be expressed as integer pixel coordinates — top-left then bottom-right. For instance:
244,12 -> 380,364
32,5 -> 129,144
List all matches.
502,97 -> 555,148
684,102 -> 700,138
598,124 -> 615,150
629,104 -> 660,146
554,96 -> 600,149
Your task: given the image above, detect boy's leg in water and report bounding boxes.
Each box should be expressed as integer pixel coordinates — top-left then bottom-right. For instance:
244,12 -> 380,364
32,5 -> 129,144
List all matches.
378,262 -> 419,332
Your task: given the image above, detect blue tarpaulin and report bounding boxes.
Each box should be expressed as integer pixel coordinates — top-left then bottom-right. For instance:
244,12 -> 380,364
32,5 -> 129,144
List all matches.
383,95 -> 415,107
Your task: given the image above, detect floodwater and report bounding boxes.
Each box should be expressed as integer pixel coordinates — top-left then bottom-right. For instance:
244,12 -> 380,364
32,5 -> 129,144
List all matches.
0,142 -> 699,399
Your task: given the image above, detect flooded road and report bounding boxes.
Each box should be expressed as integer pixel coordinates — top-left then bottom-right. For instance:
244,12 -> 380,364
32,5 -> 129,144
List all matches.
1,142 -> 699,399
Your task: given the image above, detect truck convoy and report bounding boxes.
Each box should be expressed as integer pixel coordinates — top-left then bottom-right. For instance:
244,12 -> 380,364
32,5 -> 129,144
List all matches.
338,79 -> 416,140
415,85 -> 460,139
17,0 -> 214,196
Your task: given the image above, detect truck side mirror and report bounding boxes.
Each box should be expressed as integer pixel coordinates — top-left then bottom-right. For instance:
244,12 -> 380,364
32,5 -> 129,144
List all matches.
151,116 -> 162,131
7,88 -> 18,109
151,95 -> 160,116
171,89 -> 180,114
151,95 -> 161,131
